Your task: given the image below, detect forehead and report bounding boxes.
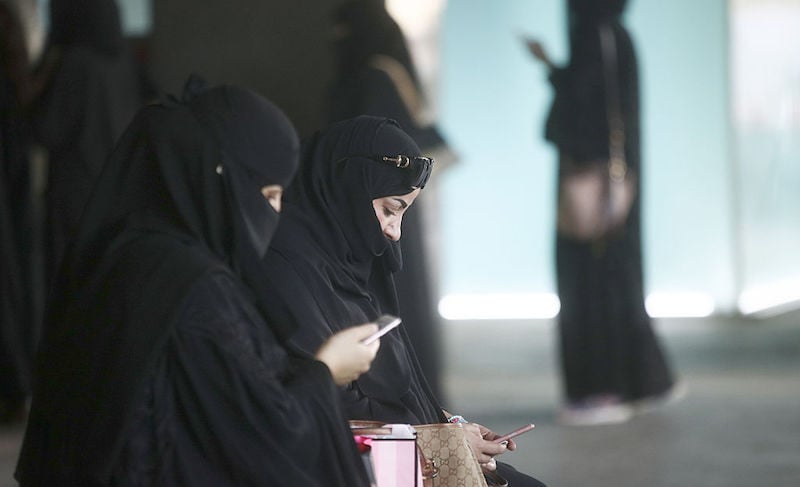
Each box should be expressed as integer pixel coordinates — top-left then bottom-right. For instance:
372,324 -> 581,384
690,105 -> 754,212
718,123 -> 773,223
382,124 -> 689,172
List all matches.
376,189 -> 420,205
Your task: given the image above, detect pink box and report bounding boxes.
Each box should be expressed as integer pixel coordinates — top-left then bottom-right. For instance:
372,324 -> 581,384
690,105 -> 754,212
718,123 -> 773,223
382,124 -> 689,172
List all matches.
365,424 -> 422,487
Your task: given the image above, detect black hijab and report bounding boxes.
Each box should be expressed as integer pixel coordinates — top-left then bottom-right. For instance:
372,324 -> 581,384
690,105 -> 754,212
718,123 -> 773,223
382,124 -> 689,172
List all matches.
290,115 -> 429,281
48,0 -> 125,56
19,80 -> 299,480
263,116 -> 442,424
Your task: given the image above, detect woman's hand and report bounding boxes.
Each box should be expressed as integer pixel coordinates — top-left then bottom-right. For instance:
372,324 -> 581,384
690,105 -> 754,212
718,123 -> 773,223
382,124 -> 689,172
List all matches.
462,422 -> 508,472
315,323 -> 380,386
525,39 -> 554,70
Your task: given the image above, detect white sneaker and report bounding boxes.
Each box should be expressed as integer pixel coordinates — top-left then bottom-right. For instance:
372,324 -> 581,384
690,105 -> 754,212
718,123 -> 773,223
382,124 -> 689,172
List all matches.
557,395 -> 634,426
632,381 -> 688,414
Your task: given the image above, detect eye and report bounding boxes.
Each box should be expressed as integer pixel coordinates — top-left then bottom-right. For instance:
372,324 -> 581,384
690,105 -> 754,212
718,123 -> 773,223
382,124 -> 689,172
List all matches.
383,206 -> 396,217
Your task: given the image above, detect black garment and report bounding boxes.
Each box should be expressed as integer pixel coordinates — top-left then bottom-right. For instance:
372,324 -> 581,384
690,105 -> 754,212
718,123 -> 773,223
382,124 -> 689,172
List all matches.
330,0 -> 446,398
544,6 -> 674,402
0,136 -> 29,413
264,116 -> 442,425
16,82 -> 368,486
111,272 -> 364,487
262,116 -> 546,487
33,0 -> 142,283
0,4 -> 34,418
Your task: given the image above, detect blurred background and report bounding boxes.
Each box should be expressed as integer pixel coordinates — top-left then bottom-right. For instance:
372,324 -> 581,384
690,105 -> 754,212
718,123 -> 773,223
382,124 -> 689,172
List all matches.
14,0 -> 800,318
2,0 -> 799,485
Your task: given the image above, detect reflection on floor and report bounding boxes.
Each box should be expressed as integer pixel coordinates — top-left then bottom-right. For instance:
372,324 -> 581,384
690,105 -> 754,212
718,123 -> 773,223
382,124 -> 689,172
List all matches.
443,313 -> 800,487
0,313 -> 798,486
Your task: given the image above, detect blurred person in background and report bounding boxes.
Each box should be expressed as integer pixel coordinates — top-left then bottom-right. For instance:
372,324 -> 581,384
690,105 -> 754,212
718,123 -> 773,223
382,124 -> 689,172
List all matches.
31,0 -> 144,284
0,0 -> 34,424
526,0 -> 680,426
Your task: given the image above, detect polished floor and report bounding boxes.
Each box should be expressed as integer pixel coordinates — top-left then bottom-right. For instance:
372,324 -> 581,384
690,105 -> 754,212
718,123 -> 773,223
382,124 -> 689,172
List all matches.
1,312 -> 798,486
444,312 -> 800,487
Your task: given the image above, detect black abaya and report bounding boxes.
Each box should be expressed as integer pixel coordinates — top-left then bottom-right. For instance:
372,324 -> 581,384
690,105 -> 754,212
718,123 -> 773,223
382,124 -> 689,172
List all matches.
0,3 -> 34,419
33,0 -> 143,282
544,3 -> 675,403
111,272 -> 366,487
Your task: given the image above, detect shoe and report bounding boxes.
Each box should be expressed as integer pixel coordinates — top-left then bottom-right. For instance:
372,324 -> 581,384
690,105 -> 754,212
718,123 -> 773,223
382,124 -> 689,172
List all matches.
632,381 -> 688,415
557,395 -> 633,426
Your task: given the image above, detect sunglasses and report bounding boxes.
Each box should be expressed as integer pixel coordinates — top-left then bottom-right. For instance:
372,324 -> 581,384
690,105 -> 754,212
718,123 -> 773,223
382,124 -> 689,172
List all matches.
337,154 -> 434,189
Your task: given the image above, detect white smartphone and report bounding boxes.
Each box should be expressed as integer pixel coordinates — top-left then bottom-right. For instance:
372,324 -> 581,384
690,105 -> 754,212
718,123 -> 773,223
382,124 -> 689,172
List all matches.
494,423 -> 535,443
361,314 -> 402,345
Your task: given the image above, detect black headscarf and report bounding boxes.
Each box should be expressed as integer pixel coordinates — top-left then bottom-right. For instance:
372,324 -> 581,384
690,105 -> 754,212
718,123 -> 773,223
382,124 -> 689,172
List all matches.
263,116 -> 442,424
288,116 -> 427,281
48,0 -> 125,56
20,80 -> 299,480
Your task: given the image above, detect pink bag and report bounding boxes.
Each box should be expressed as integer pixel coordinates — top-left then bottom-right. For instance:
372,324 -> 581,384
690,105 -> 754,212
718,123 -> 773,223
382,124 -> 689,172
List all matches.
370,425 -> 422,487
352,423 -> 435,487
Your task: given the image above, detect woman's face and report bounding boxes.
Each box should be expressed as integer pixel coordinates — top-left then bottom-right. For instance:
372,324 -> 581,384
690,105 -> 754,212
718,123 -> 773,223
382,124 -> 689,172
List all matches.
261,184 -> 283,212
372,188 -> 421,242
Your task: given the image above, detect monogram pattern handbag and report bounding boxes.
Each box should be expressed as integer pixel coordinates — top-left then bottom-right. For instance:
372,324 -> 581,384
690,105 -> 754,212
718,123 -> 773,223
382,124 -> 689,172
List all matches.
414,423 -> 489,487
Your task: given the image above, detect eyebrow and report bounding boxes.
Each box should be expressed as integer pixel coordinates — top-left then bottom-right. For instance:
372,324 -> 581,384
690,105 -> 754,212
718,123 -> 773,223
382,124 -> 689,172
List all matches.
391,197 -> 408,209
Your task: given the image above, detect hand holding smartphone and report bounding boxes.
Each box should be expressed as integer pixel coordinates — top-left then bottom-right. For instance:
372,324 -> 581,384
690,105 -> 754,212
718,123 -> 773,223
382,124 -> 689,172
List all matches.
361,314 -> 401,345
493,423 -> 535,444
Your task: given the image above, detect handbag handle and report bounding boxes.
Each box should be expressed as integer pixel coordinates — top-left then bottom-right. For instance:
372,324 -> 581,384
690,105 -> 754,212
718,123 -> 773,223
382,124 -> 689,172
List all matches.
598,24 -> 627,181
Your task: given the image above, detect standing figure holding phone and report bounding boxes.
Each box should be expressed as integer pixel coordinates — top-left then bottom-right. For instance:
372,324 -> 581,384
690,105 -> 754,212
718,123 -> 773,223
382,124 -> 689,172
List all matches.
525,0 -> 681,426
260,116 -> 546,486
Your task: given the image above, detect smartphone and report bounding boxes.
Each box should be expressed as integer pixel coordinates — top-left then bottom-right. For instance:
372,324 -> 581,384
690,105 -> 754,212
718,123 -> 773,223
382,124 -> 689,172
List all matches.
361,314 -> 402,345
493,423 -> 535,443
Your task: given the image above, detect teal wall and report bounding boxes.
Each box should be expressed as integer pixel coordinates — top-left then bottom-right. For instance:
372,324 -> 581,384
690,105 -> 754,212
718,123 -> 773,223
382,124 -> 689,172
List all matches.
438,0 -> 737,312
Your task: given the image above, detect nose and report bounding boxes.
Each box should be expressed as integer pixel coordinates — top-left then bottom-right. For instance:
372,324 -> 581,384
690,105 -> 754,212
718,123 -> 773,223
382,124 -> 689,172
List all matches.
383,221 -> 401,241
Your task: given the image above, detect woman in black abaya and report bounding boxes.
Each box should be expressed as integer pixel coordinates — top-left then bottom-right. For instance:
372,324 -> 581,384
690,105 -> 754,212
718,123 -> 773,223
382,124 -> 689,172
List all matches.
261,116 -> 546,486
33,0 -> 143,283
527,0 -> 678,425
16,81 -> 376,486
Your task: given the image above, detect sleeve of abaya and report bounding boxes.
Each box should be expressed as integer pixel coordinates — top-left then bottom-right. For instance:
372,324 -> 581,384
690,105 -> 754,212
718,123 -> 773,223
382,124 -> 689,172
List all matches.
261,253 -> 422,423
544,25 -> 609,158
162,272 -> 368,486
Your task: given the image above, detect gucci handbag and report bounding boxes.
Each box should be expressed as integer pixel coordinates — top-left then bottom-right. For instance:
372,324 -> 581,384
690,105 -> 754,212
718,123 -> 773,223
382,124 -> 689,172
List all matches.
414,423 -> 489,487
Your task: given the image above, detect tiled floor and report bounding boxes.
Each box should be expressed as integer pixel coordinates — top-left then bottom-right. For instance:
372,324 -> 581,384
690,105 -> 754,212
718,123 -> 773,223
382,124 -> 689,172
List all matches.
1,313 -> 798,486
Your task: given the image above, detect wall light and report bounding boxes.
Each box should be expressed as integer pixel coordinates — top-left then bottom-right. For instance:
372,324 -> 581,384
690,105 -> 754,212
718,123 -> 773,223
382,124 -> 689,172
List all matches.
438,291 -> 718,320
438,293 -> 560,320
645,292 -> 716,318
738,278 -> 800,317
